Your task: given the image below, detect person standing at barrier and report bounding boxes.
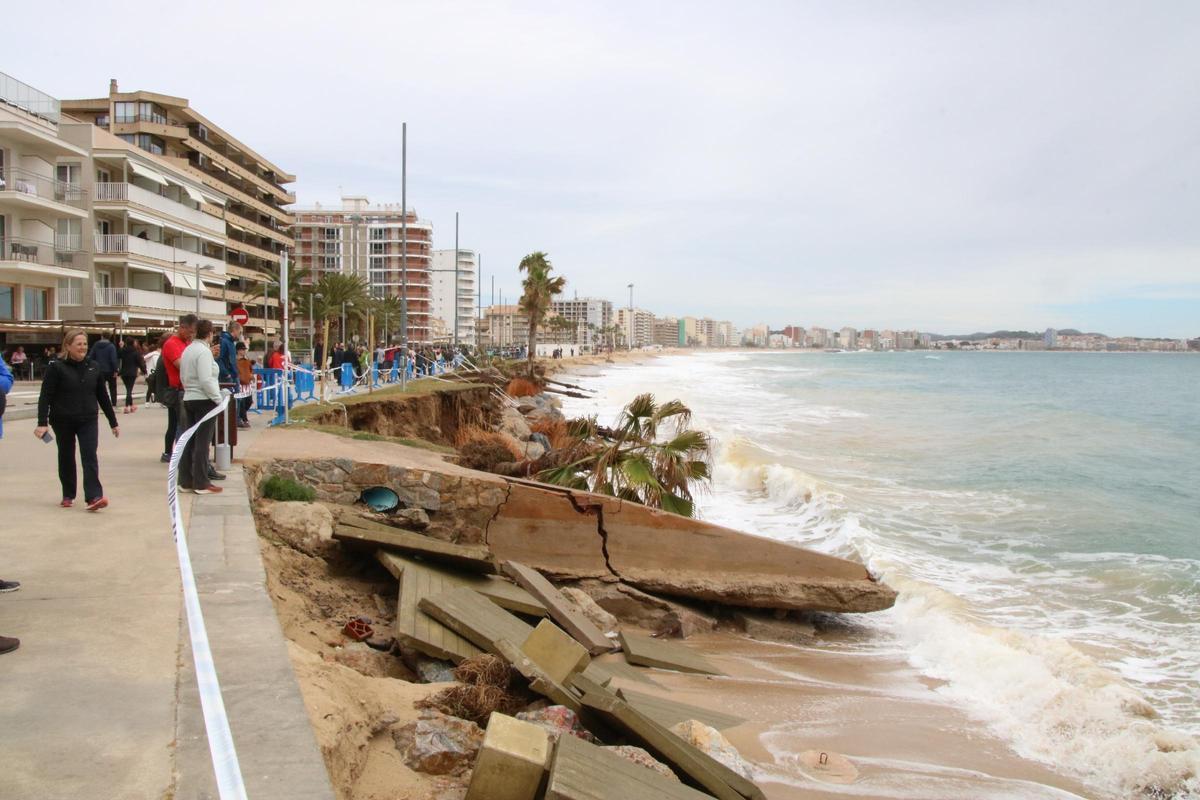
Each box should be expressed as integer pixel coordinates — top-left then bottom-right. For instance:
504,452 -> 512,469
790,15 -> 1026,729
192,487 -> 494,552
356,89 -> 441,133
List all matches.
235,342 -> 252,428
0,352 -> 12,438
34,328 -> 120,511
87,331 -> 119,407
118,337 -> 145,414
158,315 -> 197,463
178,319 -> 223,495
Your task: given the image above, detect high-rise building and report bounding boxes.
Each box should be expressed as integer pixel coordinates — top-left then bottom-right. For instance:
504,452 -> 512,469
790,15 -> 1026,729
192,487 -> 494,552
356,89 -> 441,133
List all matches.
1044,328 -> 1057,349
550,297 -> 612,347
859,329 -> 878,350
430,248 -> 477,345
616,307 -> 654,348
481,304 -> 528,349
63,80 -> 295,338
291,196 -> 433,345
839,327 -> 857,349
652,316 -> 680,347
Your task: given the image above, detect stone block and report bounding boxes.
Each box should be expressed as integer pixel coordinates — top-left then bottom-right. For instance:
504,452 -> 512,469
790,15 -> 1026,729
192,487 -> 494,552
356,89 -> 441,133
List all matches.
521,619 -> 590,685
464,713 -> 551,800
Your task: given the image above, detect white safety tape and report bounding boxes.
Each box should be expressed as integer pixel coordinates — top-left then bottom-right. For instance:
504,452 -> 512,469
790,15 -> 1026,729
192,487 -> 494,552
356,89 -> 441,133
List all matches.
166,391 -> 248,800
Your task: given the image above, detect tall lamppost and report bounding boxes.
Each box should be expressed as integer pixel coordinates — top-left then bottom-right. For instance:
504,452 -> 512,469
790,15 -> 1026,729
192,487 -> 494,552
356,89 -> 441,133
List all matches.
400,121 -> 408,390
309,291 -> 322,354
453,211 -> 459,349
627,283 -> 634,350
342,300 -> 354,343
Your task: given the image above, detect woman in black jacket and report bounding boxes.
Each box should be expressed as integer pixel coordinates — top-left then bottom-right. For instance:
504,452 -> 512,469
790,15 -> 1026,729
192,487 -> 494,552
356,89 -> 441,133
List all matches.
118,337 -> 146,413
33,329 -> 121,511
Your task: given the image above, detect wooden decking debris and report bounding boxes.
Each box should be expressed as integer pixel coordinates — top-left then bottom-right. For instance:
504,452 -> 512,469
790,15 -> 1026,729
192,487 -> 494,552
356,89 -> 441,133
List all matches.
616,688 -> 745,731
388,554 -> 482,663
377,550 -> 546,616
503,561 -> 614,655
333,516 -> 497,572
618,631 -> 724,676
546,730 -> 714,800
419,587 -> 536,654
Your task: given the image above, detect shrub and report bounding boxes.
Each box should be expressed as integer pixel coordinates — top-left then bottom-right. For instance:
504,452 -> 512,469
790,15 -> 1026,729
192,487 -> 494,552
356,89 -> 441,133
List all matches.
455,425 -> 524,459
259,475 -> 316,502
459,440 -> 520,472
505,377 -> 540,398
530,418 -> 571,450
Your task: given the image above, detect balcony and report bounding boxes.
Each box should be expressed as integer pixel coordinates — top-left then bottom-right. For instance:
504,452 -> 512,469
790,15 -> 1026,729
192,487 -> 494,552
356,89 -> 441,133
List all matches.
94,286 -> 225,317
0,71 -> 60,124
94,234 -> 225,273
1,235 -> 86,272
94,182 -> 225,235
0,167 -> 87,216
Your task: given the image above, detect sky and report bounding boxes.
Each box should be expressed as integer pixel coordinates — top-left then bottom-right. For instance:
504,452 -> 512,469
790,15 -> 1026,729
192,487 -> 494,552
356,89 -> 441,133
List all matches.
10,1 -> 1200,337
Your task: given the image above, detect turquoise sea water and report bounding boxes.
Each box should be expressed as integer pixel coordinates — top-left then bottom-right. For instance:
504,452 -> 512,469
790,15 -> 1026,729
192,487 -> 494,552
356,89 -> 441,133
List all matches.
561,351 -> 1200,799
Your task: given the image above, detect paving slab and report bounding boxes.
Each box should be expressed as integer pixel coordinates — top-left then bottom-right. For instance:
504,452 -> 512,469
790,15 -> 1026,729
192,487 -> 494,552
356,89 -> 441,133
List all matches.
619,631 -> 724,676
334,516 -> 497,572
546,732 -> 714,800
419,586 -> 535,654
502,561 -> 613,654
616,688 -> 746,731
388,554 -> 483,663
378,550 -> 546,617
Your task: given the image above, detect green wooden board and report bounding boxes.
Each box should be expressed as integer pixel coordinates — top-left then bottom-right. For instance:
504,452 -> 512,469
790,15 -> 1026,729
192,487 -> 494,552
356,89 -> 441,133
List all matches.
377,551 -> 546,617
419,587 -> 536,655
546,731 -> 714,800
616,688 -> 746,732
618,631 -> 724,676
494,638 -> 583,713
581,656 -> 660,688
334,517 -> 496,573
502,561 -> 614,654
391,556 -> 481,664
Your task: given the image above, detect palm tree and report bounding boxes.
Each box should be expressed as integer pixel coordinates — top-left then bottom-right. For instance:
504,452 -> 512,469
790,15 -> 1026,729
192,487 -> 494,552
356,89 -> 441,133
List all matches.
539,393 -> 712,517
245,262 -> 312,335
517,252 -> 566,376
299,273 -> 367,371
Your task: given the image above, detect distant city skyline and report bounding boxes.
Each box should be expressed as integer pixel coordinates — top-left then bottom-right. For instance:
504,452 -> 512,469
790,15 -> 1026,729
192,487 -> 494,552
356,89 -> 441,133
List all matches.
6,3 -> 1198,337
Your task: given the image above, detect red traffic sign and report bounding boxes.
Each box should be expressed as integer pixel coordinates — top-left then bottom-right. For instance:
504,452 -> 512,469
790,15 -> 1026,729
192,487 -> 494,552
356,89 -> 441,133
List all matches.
230,307 -> 250,325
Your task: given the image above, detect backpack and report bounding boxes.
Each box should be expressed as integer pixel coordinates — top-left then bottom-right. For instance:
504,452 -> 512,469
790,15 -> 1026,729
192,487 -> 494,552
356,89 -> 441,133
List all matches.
151,356 -> 180,406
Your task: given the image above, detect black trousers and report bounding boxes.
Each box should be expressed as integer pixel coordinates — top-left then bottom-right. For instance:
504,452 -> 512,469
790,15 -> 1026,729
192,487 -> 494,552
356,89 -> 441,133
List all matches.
180,399 -> 216,489
102,373 -> 117,406
164,399 -> 180,456
50,416 -> 102,502
121,374 -> 137,407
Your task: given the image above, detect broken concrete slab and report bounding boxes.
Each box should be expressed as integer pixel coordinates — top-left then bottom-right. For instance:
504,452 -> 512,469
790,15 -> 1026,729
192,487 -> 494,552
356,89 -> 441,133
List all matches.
546,733 -> 713,800
618,632 -> 724,676
393,557 -> 482,664
615,688 -> 745,732
494,639 -> 582,713
484,484 -> 611,580
377,551 -> 546,617
465,713 -> 551,800
521,619 -> 590,686
503,562 -> 613,655
576,687 -> 762,800
334,518 -> 497,573
419,587 -> 535,655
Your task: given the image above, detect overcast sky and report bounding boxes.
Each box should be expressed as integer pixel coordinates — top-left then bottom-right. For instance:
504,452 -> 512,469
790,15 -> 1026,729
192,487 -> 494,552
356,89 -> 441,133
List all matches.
11,1 -> 1199,336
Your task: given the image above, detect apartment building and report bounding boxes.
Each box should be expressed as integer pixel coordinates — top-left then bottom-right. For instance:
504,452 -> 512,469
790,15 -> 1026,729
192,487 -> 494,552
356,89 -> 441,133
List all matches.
292,196 -> 433,345
480,304 -> 528,350
652,317 -> 681,347
839,327 -> 857,349
615,307 -> 654,348
550,296 -> 612,345
63,80 -> 295,337
430,248 -> 477,345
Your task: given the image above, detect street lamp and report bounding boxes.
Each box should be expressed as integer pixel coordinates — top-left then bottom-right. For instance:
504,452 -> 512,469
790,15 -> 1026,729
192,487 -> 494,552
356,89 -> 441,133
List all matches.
309,291 -> 322,354
342,300 -> 354,343
627,283 -> 634,350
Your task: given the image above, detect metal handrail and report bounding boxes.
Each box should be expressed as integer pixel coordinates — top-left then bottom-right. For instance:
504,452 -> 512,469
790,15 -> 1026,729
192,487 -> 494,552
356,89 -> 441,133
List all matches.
0,166 -> 86,206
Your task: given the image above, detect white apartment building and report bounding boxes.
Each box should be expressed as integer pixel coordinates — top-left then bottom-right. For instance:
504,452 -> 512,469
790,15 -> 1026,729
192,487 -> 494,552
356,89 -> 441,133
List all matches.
550,296 -> 612,345
615,307 -> 654,348
839,327 -> 857,349
430,248 -> 477,345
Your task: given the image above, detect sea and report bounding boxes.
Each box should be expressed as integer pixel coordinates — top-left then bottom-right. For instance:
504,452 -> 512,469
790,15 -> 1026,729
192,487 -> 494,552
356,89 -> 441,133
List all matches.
559,350 -> 1200,799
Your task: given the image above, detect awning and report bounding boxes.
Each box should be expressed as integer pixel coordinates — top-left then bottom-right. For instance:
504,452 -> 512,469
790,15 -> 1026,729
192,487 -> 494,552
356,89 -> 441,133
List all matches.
164,270 -> 199,291
200,190 -> 225,206
127,209 -> 164,228
128,160 -> 168,187
181,184 -> 205,204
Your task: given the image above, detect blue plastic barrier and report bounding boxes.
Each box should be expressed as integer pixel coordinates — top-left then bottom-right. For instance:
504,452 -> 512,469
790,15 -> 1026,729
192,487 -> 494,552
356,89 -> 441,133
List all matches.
339,362 -> 354,390
293,366 -> 316,401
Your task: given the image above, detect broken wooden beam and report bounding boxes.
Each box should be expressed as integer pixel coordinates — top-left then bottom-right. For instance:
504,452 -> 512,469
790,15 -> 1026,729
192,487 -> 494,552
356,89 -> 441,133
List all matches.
522,619 -> 590,685
618,631 -> 724,676
616,688 -> 745,732
580,655 -> 660,688
465,713 -> 552,800
419,587 -> 535,655
494,638 -> 583,713
390,555 -> 482,663
333,518 -> 496,573
502,561 -> 614,655
377,551 -> 546,617
546,732 -> 713,800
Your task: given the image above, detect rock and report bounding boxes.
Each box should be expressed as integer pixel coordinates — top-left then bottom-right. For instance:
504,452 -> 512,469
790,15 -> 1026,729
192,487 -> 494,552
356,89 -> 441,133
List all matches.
561,587 -> 619,635
265,501 -> 334,554
602,745 -> 679,782
324,642 -> 411,679
391,709 -> 485,775
668,720 -> 754,780
394,507 -> 431,530
570,580 -> 716,639
732,610 -> 816,645
500,407 -> 532,441
515,705 -> 596,743
517,401 -> 537,415
416,657 -> 458,684
521,441 -> 546,461
529,432 -> 552,452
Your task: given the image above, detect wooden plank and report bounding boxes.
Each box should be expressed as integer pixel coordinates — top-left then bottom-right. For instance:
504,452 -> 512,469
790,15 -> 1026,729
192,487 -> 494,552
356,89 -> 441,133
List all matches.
616,688 -> 745,731
494,638 -> 582,713
419,587 -> 536,654
581,656 -> 660,688
577,690 -> 764,800
618,632 -> 724,676
377,551 -> 546,617
502,562 -> 614,655
392,557 -> 481,664
333,520 -> 496,573
547,730 -> 713,800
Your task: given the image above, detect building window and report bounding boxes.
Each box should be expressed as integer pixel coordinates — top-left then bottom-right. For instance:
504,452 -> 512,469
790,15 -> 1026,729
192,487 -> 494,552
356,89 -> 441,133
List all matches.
96,113 -> 109,128
24,287 -> 48,321
322,242 -> 338,254
322,228 -> 337,239
0,286 -> 13,319
369,242 -> 385,255
369,228 -> 387,240
322,256 -> 338,272
114,102 -> 138,123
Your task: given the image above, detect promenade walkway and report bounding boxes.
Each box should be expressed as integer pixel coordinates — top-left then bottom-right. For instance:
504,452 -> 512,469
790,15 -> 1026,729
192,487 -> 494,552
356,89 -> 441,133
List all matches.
0,403 -> 333,799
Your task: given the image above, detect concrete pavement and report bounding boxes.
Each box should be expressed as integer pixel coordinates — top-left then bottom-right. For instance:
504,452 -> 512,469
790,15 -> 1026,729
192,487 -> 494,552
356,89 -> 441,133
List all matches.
0,401 -> 333,799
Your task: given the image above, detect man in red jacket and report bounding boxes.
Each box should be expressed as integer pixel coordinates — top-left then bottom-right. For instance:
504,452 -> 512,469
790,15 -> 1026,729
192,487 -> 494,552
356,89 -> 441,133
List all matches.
159,314 -> 196,462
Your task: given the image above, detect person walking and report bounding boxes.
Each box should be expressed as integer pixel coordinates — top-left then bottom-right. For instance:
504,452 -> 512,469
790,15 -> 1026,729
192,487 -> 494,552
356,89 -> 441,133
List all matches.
87,332 -> 119,407
158,315 -> 196,462
34,328 -> 120,511
0,352 -> 12,439
236,342 -> 253,428
178,319 -> 223,495
143,336 -> 163,404
118,337 -> 146,414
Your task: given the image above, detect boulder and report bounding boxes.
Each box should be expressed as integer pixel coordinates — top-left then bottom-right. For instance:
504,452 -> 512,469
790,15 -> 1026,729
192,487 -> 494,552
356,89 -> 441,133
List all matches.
668,720 -> 754,780
500,408 -> 532,441
602,745 -> 679,782
395,507 -> 432,531
732,610 -> 817,645
560,587 -> 619,635
515,705 -> 596,743
521,441 -> 546,461
391,709 -> 485,775
416,657 -> 458,684
264,501 -> 334,555
570,580 -> 716,638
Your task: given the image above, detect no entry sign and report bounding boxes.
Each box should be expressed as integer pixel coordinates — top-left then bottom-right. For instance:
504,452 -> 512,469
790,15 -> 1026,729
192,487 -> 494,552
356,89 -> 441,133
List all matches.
230,307 -> 249,325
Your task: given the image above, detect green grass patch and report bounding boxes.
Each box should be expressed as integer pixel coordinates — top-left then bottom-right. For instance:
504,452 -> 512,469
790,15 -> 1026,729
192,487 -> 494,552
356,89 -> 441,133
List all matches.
260,475 -> 317,502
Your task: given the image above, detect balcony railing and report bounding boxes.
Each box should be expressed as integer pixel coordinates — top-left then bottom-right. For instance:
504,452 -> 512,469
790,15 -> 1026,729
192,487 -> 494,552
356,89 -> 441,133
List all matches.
58,286 -> 82,306
0,71 -> 60,124
1,235 -> 85,270
95,286 -> 225,316
0,167 -> 86,209
94,182 -> 225,234
94,233 -> 225,273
